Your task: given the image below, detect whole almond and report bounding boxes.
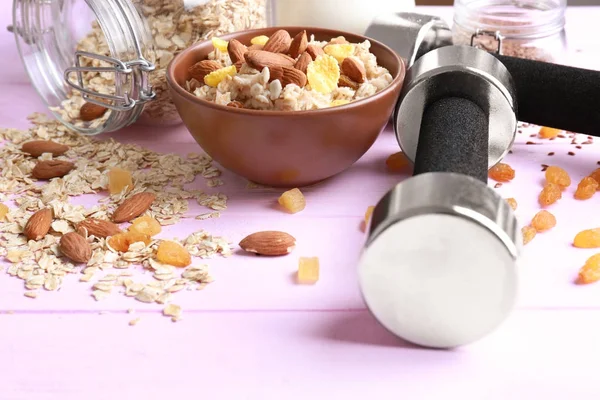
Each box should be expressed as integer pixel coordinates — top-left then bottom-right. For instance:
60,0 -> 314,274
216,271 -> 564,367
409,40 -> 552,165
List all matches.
227,39 -> 248,65
289,30 -> 308,59
80,101 -> 108,122
112,192 -> 156,223
188,60 -> 221,81
263,29 -> 292,53
24,208 -> 53,241
306,44 -> 325,60
268,66 -> 284,83
32,160 -> 75,180
22,140 -> 69,157
294,52 -> 312,74
245,50 -> 295,70
282,66 -> 307,87
341,58 -> 366,84
338,74 -> 360,90
239,231 -> 296,256
248,44 -> 264,51
227,101 -> 245,108
77,218 -> 122,238
59,232 -> 92,264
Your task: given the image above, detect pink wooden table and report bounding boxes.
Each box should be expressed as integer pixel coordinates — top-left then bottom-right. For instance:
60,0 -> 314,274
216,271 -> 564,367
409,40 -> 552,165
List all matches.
2,5 -> 600,399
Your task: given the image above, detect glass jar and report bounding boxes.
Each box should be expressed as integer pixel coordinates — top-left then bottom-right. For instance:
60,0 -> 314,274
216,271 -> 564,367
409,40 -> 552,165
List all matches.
452,0 -> 566,64
12,0 -> 267,135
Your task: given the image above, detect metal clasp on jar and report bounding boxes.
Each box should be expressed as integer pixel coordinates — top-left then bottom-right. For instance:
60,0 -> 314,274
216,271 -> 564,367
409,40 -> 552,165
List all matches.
470,29 -> 504,54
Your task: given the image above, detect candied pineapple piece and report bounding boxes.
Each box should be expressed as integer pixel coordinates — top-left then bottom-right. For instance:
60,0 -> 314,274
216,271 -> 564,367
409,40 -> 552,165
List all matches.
108,167 -> 133,195
108,232 -> 151,252
324,44 -> 355,63
211,37 -> 229,52
306,54 -> 340,94
538,126 -> 561,139
330,99 -> 350,107
204,65 -> 237,88
386,152 -> 409,172
156,240 -> 192,267
129,215 -> 162,237
297,257 -> 319,284
0,203 -> 8,221
278,188 -> 306,214
251,35 -> 269,45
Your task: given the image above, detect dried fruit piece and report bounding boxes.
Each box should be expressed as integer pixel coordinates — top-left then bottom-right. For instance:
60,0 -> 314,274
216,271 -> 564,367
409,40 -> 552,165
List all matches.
204,65 -> 237,88
488,163 -> 515,182
538,126 -> 561,139
364,206 -> 375,227
156,240 -> 192,267
188,60 -> 221,82
545,166 -> 571,189
574,228 -> 600,248
77,218 -> 122,238
108,232 -> 152,252
227,101 -> 244,108
112,192 -> 156,223
297,257 -> 319,284
129,215 -> 162,237
263,29 -> 292,53
538,183 -> 562,207
588,168 -> 600,188
281,66 -> 307,87
239,231 -> 296,256
506,198 -> 517,210
386,152 -> 409,172
32,160 -> 75,179
531,210 -> 556,232
294,52 -> 312,74
306,44 -> 325,60
577,254 -> 600,284
80,102 -> 108,121
59,232 -> 92,264
306,54 -> 340,94
522,225 -> 536,245
227,39 -> 248,65
338,74 -> 359,90
108,167 -> 133,195
328,36 -> 349,45
268,65 -> 284,82
251,35 -> 269,46
0,203 -> 9,221
575,176 -> 598,200
341,58 -> 366,83
278,188 -> 306,213
24,208 -> 53,241
244,50 -> 296,70
21,140 -> 69,157
289,30 -> 308,59
324,43 -> 355,63
211,37 -> 229,52
330,99 -> 350,107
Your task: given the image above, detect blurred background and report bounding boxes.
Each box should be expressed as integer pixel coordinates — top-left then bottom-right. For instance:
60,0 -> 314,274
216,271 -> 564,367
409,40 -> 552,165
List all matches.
417,0 -> 598,4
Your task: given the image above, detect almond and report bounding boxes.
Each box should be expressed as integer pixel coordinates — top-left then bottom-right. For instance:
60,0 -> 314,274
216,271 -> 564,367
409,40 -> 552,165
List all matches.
338,74 -> 359,90
188,60 -> 221,81
282,66 -> 307,87
227,39 -> 248,65
31,160 -> 75,180
112,192 -> 156,223
239,231 -> 296,256
80,101 -> 108,121
294,52 -> 312,74
262,29 -> 292,53
306,44 -> 325,60
24,208 -> 53,241
248,44 -> 264,51
289,30 -> 308,59
268,66 -> 284,83
227,101 -> 245,108
59,232 -> 92,264
21,140 -> 69,157
341,58 -> 366,84
245,50 -> 295,70
76,218 -> 122,238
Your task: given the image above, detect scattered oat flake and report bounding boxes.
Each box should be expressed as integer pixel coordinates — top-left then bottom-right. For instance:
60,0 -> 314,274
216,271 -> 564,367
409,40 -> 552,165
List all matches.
129,317 -> 141,326
24,291 -> 38,299
163,304 -> 182,320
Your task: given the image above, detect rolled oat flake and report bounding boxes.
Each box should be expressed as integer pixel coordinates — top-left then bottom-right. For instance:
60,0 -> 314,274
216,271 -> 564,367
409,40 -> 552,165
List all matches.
10,0 -> 267,135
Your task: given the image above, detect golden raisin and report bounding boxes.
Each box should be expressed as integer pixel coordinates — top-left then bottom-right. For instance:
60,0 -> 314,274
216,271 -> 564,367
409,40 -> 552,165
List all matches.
574,228 -> 600,248
538,183 -> 562,207
278,188 -> 306,214
330,99 -> 350,107
108,232 -> 151,252
385,152 -> 410,172
531,210 -> 556,232
108,167 -> 133,195
250,35 -> 269,46
538,126 -> 561,139
323,44 -> 355,63
364,206 -> 375,227
574,176 -> 598,200
204,65 -> 237,88
577,254 -> 600,284
306,54 -> 340,94
156,240 -> 192,268
522,226 -> 536,245
0,203 -> 8,221
545,166 -> 571,189
505,198 -> 517,211
488,163 -> 515,182
129,215 -> 162,237
588,168 -> 600,188
297,257 -> 319,284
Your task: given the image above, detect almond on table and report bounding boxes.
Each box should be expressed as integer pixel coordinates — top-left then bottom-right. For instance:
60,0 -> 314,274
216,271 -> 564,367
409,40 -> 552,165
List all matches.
59,232 -> 92,264
77,218 -> 122,238
24,208 -> 53,241
21,140 -> 69,157
239,231 -> 296,256
112,192 -> 156,223
278,188 -> 306,214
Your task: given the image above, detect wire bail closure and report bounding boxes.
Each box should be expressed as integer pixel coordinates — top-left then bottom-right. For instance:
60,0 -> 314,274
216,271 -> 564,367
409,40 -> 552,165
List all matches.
470,29 -> 504,54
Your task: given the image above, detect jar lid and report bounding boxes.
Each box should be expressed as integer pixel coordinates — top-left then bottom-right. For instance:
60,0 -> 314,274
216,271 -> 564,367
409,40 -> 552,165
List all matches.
11,0 -> 156,135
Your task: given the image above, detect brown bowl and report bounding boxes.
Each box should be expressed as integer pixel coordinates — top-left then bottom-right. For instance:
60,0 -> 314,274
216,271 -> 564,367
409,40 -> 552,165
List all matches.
167,27 -> 405,187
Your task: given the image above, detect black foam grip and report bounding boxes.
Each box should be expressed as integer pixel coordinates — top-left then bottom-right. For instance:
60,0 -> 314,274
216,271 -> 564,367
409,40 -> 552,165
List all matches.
494,54 -> 600,136
414,97 -> 489,182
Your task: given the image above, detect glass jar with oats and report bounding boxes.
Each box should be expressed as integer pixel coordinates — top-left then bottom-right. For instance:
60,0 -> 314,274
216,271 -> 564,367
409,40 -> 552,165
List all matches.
11,0 -> 267,135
